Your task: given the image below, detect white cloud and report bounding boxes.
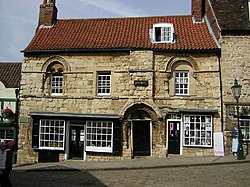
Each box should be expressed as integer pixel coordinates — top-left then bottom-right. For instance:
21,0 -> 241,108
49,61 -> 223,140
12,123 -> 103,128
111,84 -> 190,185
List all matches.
78,0 -> 146,17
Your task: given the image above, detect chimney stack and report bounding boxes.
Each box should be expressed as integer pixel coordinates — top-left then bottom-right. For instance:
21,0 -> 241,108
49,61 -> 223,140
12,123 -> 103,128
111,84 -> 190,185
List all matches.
192,0 -> 206,22
38,0 -> 57,27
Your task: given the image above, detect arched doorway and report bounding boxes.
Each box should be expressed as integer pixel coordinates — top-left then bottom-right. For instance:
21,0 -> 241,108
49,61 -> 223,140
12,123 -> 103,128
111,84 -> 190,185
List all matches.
124,104 -> 158,157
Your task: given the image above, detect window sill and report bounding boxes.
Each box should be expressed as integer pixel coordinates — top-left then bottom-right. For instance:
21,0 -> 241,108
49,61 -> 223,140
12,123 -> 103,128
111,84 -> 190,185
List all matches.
153,41 -> 174,44
183,145 -> 213,148
86,146 -> 112,153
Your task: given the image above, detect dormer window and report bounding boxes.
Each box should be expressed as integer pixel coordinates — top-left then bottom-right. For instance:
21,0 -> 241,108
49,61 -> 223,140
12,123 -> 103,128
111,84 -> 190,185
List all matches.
149,23 -> 175,44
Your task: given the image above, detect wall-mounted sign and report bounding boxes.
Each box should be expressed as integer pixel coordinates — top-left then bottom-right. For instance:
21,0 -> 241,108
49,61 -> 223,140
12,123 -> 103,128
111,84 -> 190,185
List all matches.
134,80 -> 148,87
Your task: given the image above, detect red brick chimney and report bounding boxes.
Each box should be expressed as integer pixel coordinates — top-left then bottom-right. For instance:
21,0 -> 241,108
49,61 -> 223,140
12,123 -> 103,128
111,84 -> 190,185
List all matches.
38,0 -> 57,27
192,0 -> 206,22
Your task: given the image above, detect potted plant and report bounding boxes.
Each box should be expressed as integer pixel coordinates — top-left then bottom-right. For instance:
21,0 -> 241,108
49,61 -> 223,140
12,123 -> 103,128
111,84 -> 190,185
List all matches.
1,107 -> 14,122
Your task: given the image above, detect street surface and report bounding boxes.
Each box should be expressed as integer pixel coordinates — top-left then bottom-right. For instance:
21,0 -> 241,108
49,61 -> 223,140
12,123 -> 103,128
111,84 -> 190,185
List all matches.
11,163 -> 250,187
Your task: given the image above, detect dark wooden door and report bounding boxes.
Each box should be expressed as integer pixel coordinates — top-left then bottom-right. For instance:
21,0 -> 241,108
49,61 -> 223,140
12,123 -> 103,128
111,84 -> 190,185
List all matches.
168,121 -> 180,154
133,121 -> 150,156
69,126 -> 85,159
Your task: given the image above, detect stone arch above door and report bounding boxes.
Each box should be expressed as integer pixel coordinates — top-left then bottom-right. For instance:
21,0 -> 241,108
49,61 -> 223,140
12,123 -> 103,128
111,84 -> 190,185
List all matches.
123,103 -> 158,121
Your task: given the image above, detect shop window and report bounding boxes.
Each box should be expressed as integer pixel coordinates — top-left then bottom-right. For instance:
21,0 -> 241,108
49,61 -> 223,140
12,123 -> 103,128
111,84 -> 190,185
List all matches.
240,119 -> 250,141
0,129 -> 14,141
39,119 -> 65,150
97,72 -> 111,96
184,115 -> 212,147
86,121 -> 113,153
174,71 -> 189,95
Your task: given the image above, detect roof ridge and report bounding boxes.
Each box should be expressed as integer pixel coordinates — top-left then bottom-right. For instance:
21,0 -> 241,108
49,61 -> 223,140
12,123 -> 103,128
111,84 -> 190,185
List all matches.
57,15 -> 192,21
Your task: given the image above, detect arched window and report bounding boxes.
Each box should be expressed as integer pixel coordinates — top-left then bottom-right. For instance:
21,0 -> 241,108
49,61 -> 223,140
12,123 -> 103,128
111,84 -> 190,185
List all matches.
166,57 -> 198,96
46,61 -> 64,96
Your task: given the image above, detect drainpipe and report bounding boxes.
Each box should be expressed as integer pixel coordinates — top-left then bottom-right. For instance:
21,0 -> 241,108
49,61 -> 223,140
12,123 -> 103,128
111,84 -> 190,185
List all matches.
218,53 -> 224,132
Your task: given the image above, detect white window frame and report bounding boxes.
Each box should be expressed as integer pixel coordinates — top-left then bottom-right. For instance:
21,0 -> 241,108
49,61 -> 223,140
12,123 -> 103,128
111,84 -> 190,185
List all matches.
174,71 -> 189,96
240,119 -> 250,141
51,74 -> 63,96
150,23 -> 175,43
183,115 -> 213,147
85,121 -> 113,153
0,129 -> 14,141
97,72 -> 111,96
39,119 -> 65,150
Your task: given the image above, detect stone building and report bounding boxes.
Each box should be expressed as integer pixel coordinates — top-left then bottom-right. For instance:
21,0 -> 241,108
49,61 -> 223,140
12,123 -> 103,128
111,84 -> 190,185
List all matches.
18,0 -> 222,163
0,62 -> 21,155
206,0 -> 250,155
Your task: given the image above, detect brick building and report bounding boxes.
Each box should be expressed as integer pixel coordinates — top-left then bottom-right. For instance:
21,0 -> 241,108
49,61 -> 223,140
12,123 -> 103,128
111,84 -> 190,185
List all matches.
18,0 -> 223,163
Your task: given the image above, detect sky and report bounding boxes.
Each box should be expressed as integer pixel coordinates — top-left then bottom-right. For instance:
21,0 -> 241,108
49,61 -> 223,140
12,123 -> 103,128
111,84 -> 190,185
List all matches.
0,0 -> 191,62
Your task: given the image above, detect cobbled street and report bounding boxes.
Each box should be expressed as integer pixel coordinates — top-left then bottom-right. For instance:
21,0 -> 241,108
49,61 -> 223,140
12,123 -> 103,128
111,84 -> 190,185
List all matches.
10,162 -> 250,187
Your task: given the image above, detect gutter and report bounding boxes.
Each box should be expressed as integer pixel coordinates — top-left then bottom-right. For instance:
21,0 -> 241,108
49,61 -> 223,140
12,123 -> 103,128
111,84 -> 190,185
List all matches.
21,48 -> 221,55
29,111 -> 122,120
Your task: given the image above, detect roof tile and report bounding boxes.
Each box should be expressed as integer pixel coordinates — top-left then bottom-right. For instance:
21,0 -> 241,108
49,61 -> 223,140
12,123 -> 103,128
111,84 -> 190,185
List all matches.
0,63 -> 22,88
24,15 -> 218,52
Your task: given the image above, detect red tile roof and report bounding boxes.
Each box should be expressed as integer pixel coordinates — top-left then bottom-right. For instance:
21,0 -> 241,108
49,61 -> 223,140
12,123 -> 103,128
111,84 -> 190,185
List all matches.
24,15 -> 218,52
0,63 -> 22,88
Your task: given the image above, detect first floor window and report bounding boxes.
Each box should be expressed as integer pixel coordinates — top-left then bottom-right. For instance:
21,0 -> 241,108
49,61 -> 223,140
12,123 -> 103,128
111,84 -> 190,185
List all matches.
97,72 -> 111,96
240,119 -> 250,141
184,115 -> 212,147
174,71 -> 189,95
51,74 -> 63,96
39,119 -> 65,150
86,121 -> 113,153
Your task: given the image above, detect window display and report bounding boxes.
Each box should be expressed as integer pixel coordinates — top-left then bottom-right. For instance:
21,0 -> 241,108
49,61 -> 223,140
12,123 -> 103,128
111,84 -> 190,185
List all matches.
86,121 -> 113,153
240,119 -> 250,141
39,119 -> 65,150
184,115 -> 212,147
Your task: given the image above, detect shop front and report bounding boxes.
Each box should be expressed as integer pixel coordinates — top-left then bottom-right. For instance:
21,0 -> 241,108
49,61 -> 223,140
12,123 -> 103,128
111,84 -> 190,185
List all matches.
30,112 -> 122,162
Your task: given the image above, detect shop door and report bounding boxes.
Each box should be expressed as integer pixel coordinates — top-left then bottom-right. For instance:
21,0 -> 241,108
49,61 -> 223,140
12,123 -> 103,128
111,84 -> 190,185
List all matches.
69,126 -> 85,159
168,121 -> 180,154
132,121 -> 150,156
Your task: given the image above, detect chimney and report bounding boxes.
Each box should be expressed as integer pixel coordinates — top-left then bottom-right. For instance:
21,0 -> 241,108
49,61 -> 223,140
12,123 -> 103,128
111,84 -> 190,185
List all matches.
38,0 -> 57,27
192,0 -> 206,22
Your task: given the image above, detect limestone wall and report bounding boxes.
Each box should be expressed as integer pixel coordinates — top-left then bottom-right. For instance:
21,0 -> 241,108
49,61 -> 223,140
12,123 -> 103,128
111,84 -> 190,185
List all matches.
220,36 -> 250,155
221,36 -> 250,103
18,50 -> 221,163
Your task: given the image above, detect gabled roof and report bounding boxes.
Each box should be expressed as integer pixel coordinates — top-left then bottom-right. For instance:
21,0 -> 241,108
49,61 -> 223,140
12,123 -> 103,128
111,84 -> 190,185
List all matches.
210,0 -> 250,31
0,63 -> 22,88
24,15 -> 218,53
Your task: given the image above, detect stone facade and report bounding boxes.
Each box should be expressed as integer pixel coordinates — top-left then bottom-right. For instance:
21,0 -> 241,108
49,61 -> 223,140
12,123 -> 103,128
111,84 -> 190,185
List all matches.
18,50 -> 221,163
220,36 -> 250,155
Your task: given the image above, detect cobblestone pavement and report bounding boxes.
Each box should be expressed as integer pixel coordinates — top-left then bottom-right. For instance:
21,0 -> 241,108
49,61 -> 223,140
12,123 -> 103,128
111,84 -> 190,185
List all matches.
11,162 -> 250,187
